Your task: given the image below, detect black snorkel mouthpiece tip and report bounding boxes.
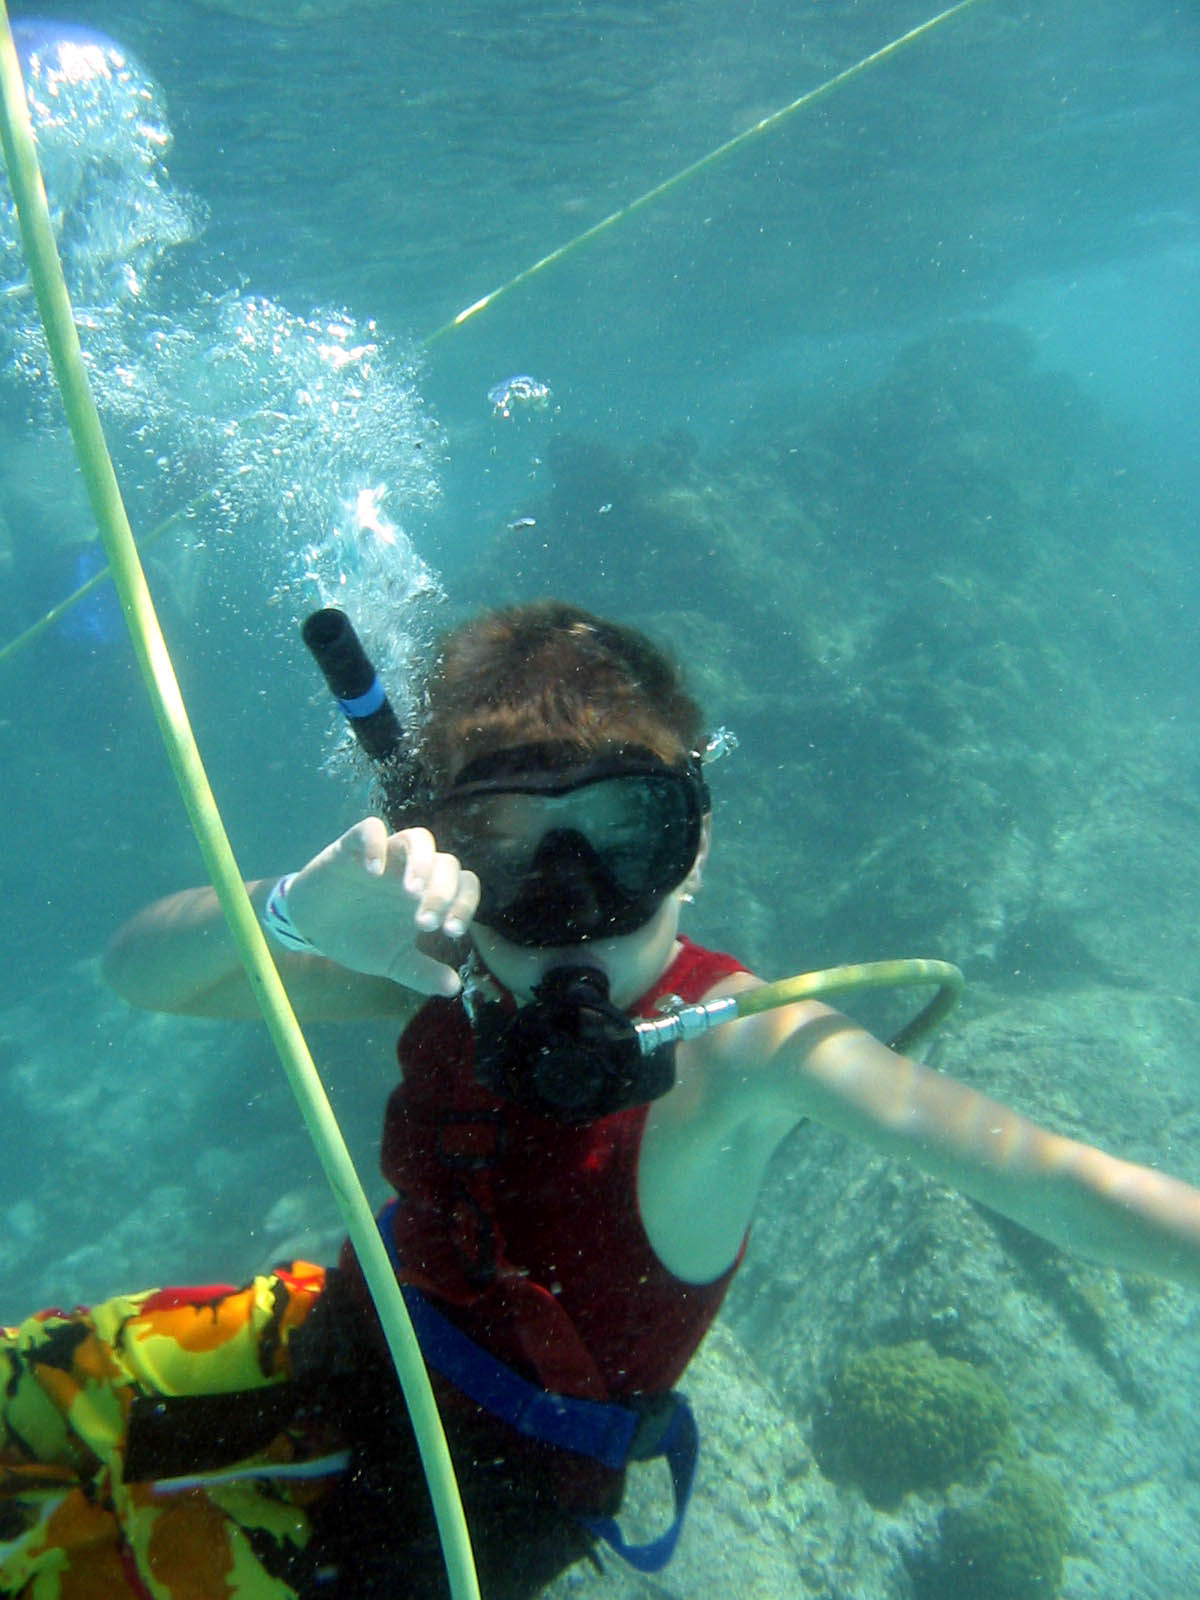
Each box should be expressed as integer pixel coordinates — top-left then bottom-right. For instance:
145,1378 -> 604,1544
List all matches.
302,608 -> 404,764
302,608 -> 428,821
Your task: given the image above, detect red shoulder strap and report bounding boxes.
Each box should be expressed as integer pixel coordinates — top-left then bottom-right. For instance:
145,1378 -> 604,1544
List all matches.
634,935 -> 749,1016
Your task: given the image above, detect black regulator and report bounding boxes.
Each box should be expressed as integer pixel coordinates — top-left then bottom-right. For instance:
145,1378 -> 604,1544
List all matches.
464,963 -> 678,1124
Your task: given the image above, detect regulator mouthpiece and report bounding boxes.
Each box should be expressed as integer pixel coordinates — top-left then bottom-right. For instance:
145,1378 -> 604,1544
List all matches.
466,963 -> 677,1123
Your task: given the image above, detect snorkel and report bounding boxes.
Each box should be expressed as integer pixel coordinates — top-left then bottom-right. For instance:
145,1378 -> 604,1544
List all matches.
302,606 -> 426,816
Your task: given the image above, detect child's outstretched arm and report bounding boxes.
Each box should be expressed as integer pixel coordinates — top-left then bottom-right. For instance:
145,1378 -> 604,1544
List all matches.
640,978 -> 1200,1288
779,1005 -> 1200,1285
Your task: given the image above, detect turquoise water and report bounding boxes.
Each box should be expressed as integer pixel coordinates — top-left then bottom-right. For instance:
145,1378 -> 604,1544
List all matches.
2,3 -> 1199,1596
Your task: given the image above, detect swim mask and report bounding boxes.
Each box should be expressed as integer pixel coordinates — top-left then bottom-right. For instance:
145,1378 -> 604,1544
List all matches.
431,742 -> 708,947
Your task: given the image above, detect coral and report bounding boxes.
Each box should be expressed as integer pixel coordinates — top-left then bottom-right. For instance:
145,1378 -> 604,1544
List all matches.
811,1340 -> 1011,1508
914,1461 -> 1071,1600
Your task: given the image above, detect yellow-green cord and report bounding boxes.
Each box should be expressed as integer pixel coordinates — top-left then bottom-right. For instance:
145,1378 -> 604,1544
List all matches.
736,959 -> 964,1054
0,503 -> 186,665
0,12 -> 480,1599
0,0 -> 985,661
425,0 -> 986,345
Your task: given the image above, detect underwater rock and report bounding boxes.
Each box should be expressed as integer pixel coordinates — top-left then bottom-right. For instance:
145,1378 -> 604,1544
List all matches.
722,993 -> 1200,1599
542,1320 -> 911,1600
462,316 -> 1199,995
0,962 -> 326,1312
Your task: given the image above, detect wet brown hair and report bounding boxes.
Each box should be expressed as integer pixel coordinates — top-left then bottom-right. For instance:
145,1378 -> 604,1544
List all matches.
414,601 -> 704,789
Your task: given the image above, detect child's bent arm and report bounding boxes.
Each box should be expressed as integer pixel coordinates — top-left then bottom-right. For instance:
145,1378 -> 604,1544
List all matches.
102,881 -> 416,1020
102,818 -> 479,1020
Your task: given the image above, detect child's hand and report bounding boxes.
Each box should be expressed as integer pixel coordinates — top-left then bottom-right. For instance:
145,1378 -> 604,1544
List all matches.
283,818 -> 479,997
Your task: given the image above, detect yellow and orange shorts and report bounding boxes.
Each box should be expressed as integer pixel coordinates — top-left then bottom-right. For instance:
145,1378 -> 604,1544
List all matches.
0,1262 -> 333,1599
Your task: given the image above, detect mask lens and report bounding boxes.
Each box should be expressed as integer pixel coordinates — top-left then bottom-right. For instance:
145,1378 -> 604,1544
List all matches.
433,757 -> 702,944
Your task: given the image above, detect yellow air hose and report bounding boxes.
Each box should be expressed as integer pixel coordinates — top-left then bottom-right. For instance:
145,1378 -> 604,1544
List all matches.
0,12 -> 481,1600
633,958 -> 963,1058
736,958 -> 964,1055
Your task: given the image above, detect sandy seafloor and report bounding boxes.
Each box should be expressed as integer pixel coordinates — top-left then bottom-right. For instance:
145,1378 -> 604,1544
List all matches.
3,2 -> 1200,1597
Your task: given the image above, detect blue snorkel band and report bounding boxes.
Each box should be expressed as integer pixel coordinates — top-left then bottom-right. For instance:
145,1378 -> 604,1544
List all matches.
377,1201 -> 697,1572
336,676 -> 387,718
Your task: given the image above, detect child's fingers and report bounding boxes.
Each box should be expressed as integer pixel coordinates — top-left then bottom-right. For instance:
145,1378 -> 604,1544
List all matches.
442,870 -> 480,939
344,816 -> 390,876
389,827 -> 436,895
413,853 -> 479,934
387,829 -> 478,934
417,863 -> 481,939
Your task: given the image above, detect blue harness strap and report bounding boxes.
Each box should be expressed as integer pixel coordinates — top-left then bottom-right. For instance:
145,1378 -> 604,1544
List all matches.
377,1201 -> 697,1571
576,1399 -> 698,1572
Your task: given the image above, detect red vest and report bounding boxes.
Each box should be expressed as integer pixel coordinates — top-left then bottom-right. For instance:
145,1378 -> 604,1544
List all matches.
342,936 -> 748,1407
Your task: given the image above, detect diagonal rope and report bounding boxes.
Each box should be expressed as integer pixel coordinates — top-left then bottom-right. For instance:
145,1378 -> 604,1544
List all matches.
0,0 -> 988,660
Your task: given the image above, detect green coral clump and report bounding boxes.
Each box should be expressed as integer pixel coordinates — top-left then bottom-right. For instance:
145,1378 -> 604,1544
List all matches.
916,1461 -> 1071,1600
811,1340 -> 1012,1508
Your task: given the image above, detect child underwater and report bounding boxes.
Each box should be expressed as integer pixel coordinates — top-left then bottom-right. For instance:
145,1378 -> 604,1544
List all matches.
4,599 -> 1200,1599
